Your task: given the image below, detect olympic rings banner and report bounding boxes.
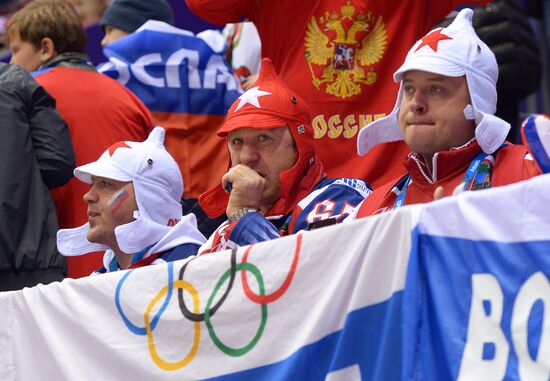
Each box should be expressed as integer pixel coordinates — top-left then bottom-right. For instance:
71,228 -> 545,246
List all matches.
0,174 -> 549,380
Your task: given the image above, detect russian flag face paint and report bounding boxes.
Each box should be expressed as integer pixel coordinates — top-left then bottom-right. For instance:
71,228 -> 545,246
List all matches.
108,188 -> 129,214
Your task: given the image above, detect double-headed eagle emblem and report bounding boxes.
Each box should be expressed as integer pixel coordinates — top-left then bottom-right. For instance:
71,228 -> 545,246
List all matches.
305,2 -> 387,98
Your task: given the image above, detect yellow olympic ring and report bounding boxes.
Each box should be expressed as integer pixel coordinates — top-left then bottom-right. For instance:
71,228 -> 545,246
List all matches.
145,280 -> 200,371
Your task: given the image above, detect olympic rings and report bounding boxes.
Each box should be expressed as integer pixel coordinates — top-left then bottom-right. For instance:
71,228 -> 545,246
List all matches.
115,262 -> 174,335
204,262 -> 267,357
145,280 -> 200,371
241,233 -> 302,304
114,234 -> 302,370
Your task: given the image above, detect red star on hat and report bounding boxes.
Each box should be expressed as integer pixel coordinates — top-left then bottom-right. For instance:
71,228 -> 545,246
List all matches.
108,141 -> 131,156
414,29 -> 453,53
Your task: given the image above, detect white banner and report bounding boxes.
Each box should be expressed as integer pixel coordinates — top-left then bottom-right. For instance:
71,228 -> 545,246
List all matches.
1,174 -> 549,380
0,202 -> 416,380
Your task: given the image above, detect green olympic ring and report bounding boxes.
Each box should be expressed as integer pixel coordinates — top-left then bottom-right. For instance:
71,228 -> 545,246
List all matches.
204,262 -> 267,356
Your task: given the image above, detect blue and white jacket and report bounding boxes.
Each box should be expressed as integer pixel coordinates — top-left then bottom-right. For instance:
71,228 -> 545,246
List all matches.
199,177 -> 371,254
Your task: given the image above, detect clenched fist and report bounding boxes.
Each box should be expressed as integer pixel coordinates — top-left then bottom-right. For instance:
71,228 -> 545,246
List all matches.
222,164 -> 266,217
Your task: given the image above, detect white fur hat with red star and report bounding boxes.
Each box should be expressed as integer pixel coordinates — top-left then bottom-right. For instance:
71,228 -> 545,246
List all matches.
357,8 -> 510,156
57,127 -> 205,257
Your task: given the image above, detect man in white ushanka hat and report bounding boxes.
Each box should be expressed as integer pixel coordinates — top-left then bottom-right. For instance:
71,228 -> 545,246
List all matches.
57,127 -> 206,274
351,8 -> 541,218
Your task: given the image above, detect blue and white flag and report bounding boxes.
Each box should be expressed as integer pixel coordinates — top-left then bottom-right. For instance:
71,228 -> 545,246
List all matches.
403,173 -> 550,381
98,20 -> 240,115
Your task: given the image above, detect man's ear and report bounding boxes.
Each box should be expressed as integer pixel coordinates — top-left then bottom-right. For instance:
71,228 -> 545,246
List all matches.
39,37 -> 56,63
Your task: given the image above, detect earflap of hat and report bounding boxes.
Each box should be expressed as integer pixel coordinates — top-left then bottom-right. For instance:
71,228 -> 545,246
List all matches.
464,60 -> 497,116
463,70 -> 510,154
357,84 -> 404,156
132,176 -> 182,225
198,152 -> 232,218
467,109 -> 510,154
114,215 -> 171,254
198,183 -> 229,218
288,121 -> 315,166
275,121 -> 319,210
57,223 -> 109,256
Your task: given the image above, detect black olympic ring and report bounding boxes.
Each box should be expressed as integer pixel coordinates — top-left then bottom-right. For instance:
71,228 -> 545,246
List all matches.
177,248 -> 237,321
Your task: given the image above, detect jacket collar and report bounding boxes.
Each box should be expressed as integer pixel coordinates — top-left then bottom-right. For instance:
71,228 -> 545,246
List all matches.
42,52 -> 96,72
404,139 -> 481,184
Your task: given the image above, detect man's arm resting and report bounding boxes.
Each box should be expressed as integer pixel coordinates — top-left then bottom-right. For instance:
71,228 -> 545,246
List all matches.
228,211 -> 279,246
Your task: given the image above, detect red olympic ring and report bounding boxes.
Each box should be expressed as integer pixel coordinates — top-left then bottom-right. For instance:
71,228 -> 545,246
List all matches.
241,233 -> 302,304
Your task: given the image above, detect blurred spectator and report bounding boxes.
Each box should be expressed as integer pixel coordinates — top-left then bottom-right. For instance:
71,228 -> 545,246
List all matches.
0,62 -> 74,291
99,0 -> 173,46
7,0 -> 154,278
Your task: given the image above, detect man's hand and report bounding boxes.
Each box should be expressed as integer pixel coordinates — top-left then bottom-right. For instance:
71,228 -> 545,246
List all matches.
433,186 -> 445,201
222,164 -> 265,217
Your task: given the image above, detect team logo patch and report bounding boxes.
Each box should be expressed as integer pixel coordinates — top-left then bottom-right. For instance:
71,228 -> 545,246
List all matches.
304,1 -> 387,99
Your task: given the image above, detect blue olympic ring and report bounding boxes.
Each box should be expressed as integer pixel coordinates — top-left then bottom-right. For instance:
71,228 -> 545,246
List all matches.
115,262 -> 174,335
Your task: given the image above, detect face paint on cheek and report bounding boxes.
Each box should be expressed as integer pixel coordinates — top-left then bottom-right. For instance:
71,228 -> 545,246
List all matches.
108,189 -> 129,214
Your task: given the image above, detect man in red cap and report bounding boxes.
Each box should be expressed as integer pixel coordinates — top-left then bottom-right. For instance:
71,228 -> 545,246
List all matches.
199,58 -> 371,253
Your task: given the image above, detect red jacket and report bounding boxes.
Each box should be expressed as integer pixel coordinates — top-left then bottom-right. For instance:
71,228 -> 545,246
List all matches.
36,65 -> 153,278
354,140 -> 541,217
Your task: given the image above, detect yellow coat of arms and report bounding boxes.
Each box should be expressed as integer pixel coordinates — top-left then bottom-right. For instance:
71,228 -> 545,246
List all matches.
304,2 -> 387,98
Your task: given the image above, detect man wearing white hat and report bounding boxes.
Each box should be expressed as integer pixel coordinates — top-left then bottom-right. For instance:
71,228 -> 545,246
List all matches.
352,8 -> 541,218
57,127 -> 206,273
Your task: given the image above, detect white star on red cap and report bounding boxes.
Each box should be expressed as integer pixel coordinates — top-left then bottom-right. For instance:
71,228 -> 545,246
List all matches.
234,86 -> 272,112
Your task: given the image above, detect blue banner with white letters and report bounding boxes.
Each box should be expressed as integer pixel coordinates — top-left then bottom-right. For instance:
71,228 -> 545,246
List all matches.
98,20 -> 240,115
403,173 -> 550,381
